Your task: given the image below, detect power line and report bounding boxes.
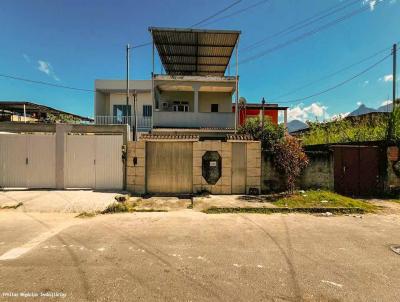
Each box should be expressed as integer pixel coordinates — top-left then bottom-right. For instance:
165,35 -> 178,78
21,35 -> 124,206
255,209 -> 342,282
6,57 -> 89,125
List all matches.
239,5 -> 372,65
132,0 -> 243,49
274,53 -> 391,104
271,45 -> 393,101
190,0 -> 242,27
242,0 -> 360,52
200,0 -> 270,27
0,73 -> 95,93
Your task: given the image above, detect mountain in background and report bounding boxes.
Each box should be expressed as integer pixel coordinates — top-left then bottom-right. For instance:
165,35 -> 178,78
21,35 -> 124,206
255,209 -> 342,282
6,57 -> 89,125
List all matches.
287,119 -> 308,133
376,102 -> 393,112
348,104 -> 377,117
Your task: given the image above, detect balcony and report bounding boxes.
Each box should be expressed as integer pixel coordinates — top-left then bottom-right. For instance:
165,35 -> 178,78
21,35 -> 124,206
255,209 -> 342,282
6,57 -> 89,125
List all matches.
153,111 -> 235,129
95,116 -> 152,131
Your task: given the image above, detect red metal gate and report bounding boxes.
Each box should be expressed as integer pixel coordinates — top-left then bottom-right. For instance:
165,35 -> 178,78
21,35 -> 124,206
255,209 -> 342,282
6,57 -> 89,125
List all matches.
333,146 -> 383,197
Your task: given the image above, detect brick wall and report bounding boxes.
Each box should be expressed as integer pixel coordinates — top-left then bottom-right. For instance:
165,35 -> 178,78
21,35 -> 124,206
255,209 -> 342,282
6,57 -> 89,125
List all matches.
246,142 -> 262,193
193,141 -> 232,194
126,140 -> 146,194
127,139 -> 261,195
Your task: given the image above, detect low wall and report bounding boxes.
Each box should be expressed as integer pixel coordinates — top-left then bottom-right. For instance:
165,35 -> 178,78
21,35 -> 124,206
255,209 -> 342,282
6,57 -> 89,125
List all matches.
126,139 -> 261,195
262,149 -> 334,193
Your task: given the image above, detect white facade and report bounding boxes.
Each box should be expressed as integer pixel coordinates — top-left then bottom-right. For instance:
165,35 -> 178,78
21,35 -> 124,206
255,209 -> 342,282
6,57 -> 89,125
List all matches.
94,76 -> 237,133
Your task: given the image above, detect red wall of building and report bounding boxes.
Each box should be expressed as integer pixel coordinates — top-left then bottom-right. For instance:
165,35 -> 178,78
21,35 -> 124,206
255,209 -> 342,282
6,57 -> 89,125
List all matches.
233,106 -> 279,125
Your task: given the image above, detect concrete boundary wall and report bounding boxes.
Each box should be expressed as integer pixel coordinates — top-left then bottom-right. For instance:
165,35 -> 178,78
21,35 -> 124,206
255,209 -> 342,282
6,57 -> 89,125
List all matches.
126,139 -> 261,195
126,141 -> 146,194
262,150 -> 334,193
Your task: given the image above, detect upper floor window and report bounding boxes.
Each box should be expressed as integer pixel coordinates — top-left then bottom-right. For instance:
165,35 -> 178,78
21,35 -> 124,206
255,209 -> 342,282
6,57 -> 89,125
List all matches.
143,105 -> 152,117
211,104 -> 219,112
113,105 -> 131,123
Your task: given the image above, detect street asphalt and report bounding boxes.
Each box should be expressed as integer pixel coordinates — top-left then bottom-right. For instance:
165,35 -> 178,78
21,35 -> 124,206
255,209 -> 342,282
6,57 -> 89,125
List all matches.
1,206 -> 400,301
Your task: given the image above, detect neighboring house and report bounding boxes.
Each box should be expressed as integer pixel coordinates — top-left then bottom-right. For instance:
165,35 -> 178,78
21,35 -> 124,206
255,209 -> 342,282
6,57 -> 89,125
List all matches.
233,102 -> 288,126
95,27 -> 241,138
0,101 -> 93,123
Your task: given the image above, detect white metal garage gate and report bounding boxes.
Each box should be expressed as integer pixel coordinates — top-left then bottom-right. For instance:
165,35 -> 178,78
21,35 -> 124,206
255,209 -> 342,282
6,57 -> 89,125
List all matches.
65,134 -> 123,189
0,133 -> 56,188
0,133 -> 123,190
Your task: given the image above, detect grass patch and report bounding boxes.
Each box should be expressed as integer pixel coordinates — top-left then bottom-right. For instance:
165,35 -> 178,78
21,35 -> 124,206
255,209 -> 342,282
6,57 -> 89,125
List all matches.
75,212 -> 97,218
273,190 -> 378,213
101,201 -> 168,214
101,202 -> 134,214
203,207 -> 365,214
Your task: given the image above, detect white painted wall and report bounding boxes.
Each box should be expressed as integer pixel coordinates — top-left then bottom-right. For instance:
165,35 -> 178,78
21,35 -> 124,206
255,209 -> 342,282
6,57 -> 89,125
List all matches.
109,92 -> 152,117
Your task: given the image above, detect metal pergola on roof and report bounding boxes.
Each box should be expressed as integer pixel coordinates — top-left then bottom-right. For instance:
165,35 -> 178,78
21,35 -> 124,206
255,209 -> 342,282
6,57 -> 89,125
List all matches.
149,27 -> 241,77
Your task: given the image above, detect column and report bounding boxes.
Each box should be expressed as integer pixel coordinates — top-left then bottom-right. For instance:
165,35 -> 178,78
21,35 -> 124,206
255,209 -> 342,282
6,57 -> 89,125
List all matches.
193,85 -> 199,113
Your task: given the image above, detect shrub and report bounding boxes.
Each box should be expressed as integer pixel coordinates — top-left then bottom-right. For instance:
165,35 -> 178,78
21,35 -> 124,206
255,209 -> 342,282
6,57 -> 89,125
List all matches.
238,117 -> 285,150
273,135 -> 309,194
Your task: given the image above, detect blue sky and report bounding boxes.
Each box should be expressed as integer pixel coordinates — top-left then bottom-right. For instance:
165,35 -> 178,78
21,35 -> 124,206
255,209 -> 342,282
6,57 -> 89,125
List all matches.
0,0 -> 399,120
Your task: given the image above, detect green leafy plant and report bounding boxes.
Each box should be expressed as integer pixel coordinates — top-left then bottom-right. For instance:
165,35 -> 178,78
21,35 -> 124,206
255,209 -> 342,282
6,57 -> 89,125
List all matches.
273,135 -> 309,194
238,117 -> 285,150
301,113 -> 393,145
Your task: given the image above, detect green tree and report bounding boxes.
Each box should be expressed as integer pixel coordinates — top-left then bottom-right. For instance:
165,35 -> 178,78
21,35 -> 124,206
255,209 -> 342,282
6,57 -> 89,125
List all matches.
238,117 -> 285,150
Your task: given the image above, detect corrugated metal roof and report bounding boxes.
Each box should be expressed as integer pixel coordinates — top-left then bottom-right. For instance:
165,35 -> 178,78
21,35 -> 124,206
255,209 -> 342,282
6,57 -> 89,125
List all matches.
149,27 -> 240,77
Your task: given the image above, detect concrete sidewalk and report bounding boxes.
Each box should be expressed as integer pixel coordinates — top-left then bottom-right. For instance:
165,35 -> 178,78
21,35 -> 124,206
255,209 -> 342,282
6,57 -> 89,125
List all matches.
0,190 -> 121,213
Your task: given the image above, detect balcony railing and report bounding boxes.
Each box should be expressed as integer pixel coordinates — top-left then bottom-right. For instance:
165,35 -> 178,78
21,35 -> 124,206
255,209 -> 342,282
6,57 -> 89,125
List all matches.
95,116 -> 152,130
153,111 -> 235,128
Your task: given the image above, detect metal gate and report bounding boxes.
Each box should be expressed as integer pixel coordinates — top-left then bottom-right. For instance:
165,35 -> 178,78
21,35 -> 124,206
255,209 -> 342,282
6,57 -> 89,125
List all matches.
146,142 -> 193,194
231,142 -> 247,194
333,145 -> 383,196
65,135 -> 123,189
0,134 -> 56,188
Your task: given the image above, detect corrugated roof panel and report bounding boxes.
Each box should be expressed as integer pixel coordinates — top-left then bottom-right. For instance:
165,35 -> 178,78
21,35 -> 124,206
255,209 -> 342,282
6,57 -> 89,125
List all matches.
150,27 -> 240,76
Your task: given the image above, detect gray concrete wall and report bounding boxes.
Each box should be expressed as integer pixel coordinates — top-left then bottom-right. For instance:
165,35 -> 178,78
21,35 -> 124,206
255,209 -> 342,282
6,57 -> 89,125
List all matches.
262,150 -> 334,193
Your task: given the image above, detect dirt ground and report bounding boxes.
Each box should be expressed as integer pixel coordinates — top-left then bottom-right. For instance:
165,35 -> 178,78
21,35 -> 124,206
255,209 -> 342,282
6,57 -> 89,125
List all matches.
1,203 -> 400,301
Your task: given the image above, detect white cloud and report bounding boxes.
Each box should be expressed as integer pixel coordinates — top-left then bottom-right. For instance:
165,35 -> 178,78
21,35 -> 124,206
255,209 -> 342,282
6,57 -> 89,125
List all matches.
363,0 -> 381,11
384,74 -> 393,82
22,53 -> 31,63
38,60 -> 51,75
287,103 -> 327,122
37,60 -> 60,81
381,100 -> 392,106
331,112 -> 350,121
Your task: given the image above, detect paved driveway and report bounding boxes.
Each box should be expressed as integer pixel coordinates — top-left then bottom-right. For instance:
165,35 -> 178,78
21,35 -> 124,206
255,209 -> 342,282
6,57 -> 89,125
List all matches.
0,190 -> 121,213
0,210 -> 400,301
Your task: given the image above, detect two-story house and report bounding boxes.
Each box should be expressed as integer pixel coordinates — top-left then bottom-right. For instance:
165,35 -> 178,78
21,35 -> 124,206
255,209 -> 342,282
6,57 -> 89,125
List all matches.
94,27 -> 241,139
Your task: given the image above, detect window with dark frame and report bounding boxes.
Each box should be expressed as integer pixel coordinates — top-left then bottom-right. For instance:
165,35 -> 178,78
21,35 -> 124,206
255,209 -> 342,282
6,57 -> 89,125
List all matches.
143,105 -> 152,117
211,104 -> 219,112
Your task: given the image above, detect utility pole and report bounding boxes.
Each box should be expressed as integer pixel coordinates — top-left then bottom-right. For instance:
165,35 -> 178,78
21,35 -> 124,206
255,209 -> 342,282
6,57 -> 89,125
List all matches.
393,43 -> 397,111
126,44 -> 130,127
388,43 -> 397,140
